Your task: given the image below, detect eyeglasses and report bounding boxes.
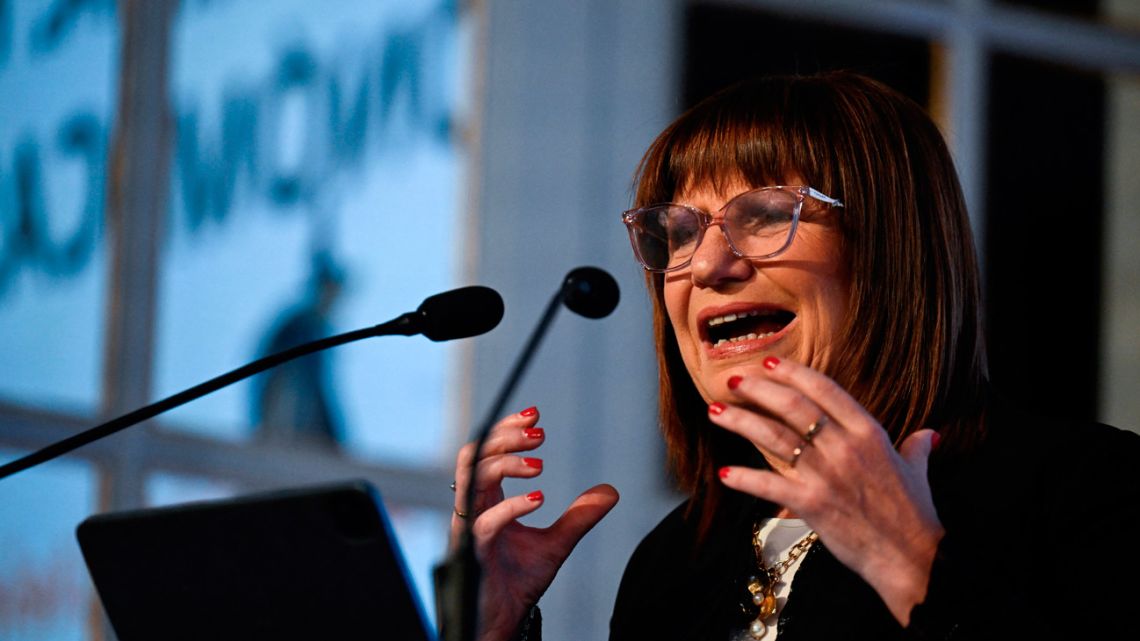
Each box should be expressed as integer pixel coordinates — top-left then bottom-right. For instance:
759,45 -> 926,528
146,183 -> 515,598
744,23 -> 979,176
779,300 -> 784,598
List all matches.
621,185 -> 844,273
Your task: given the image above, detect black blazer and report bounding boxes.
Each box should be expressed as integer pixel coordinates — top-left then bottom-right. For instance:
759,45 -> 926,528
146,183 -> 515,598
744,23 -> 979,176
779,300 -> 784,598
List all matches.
610,402 -> 1140,640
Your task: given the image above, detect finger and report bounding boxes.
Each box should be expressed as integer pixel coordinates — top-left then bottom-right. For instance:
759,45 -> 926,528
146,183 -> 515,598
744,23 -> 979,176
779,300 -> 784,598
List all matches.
726,374 -> 832,445
898,429 -> 938,477
544,484 -> 620,554
708,401 -> 804,465
717,466 -> 804,510
451,443 -> 490,505
745,357 -> 874,433
483,407 -> 545,456
455,453 -> 533,518
458,407 -> 545,464
453,407 -> 545,498
454,453 -> 541,518
470,454 -> 544,491
468,489 -> 548,548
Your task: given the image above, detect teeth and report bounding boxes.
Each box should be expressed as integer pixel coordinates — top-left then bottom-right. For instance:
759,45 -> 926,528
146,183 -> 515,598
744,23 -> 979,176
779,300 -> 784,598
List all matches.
713,331 -> 774,348
706,310 -> 762,327
706,310 -> 785,348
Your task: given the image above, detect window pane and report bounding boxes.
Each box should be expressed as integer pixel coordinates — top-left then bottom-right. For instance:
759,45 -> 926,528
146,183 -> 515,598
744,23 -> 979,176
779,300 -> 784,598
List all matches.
0,0 -> 118,413
0,450 -> 97,641
997,0 -> 1099,19
984,53 -> 1104,421
1102,71 -> 1140,433
146,471 -> 237,507
155,0 -> 467,465
683,5 -> 931,110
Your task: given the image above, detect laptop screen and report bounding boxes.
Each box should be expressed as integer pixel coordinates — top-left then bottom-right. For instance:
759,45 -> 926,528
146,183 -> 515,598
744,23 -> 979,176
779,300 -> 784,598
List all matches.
77,480 -> 437,641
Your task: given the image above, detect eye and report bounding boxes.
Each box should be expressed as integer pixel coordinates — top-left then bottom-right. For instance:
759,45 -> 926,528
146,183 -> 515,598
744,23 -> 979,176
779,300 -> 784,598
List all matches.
635,209 -> 670,243
732,203 -> 790,237
665,209 -> 701,251
729,191 -> 796,238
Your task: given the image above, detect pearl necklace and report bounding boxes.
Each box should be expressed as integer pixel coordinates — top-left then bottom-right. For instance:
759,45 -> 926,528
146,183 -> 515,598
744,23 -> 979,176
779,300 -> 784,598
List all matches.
743,521 -> 818,639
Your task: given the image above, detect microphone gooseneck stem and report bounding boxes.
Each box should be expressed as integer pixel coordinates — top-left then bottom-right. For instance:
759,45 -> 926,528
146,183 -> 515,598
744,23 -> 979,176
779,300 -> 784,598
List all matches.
467,287 -> 564,530
0,284 -> 507,481
0,320 -> 408,482
476,289 -> 564,437
437,288 -> 565,641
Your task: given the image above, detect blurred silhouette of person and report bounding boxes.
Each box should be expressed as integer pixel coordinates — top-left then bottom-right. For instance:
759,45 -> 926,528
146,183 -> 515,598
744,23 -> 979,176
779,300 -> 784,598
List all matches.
251,251 -> 347,449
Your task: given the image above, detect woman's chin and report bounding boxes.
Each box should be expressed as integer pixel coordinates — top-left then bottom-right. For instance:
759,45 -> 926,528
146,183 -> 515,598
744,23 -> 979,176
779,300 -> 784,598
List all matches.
692,328 -> 806,402
698,361 -> 784,403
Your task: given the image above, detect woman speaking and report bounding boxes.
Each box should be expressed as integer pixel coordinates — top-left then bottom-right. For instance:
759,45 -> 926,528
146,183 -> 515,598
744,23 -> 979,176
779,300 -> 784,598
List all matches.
449,72 -> 1140,640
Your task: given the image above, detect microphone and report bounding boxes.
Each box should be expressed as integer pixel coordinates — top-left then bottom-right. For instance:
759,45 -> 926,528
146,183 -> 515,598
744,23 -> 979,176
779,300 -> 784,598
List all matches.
382,286 -> 505,341
475,267 -> 617,455
0,286 -> 504,482
561,266 -> 621,319
433,267 -> 619,641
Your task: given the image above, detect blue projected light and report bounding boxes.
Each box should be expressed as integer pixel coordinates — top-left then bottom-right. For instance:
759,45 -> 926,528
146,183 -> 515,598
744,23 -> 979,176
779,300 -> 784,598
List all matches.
0,449 -> 95,641
0,0 -> 118,414
155,0 -> 466,465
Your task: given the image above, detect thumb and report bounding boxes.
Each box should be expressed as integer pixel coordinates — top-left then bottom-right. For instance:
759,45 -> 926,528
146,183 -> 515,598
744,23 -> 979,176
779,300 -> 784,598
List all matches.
899,429 -> 939,476
547,484 -> 620,554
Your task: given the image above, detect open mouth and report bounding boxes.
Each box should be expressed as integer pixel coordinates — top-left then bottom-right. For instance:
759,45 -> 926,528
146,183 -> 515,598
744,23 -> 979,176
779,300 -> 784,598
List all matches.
704,309 -> 796,348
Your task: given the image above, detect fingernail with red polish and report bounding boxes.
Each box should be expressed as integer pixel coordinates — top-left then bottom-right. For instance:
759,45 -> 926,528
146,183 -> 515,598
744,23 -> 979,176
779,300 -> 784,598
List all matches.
523,457 -> 543,469
520,406 -> 538,417
718,467 -> 730,479
526,490 -> 544,501
727,375 -> 743,390
523,427 -> 544,439
708,402 -> 726,416
763,356 -> 780,370
931,432 -> 942,449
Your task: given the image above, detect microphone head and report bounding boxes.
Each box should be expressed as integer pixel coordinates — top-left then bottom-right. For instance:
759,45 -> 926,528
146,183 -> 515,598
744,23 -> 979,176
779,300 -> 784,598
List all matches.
561,267 -> 620,319
417,286 -> 504,341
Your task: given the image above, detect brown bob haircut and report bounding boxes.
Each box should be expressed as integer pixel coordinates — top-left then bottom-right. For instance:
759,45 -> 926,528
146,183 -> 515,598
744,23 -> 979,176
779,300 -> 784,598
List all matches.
633,72 -> 988,529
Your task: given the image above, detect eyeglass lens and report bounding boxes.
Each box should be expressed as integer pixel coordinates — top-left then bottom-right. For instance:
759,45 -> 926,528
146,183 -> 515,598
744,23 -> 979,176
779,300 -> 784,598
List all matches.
630,188 -> 799,271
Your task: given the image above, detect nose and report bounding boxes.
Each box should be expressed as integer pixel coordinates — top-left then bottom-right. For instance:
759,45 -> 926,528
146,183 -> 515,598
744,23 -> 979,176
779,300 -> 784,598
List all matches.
689,224 -> 753,288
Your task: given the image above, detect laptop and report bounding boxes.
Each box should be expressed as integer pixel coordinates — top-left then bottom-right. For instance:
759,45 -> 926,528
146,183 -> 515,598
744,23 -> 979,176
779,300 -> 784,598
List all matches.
77,480 -> 438,641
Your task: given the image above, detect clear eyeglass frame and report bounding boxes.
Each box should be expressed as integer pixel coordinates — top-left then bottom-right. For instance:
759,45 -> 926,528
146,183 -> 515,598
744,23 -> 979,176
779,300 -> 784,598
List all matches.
620,185 -> 844,273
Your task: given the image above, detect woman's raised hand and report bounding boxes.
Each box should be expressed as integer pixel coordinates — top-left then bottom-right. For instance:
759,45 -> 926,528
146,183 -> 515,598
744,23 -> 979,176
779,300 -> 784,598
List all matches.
708,357 -> 943,625
451,406 -> 619,641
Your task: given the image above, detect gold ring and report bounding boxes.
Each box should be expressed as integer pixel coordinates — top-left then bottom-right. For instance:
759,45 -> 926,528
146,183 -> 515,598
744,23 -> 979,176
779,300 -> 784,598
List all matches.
790,443 -> 806,467
454,506 -> 469,519
804,415 -> 829,443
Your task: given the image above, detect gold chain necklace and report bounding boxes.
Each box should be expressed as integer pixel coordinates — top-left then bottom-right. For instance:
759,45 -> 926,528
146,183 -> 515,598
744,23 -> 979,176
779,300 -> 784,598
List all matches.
743,520 -> 818,639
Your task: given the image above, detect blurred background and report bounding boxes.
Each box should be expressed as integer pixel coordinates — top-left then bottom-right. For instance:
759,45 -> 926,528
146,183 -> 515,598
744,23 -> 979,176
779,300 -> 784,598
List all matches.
1,0 -> 1137,639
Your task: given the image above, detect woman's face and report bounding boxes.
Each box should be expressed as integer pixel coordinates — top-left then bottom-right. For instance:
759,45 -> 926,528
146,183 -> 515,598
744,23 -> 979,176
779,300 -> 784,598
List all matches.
663,178 -> 851,404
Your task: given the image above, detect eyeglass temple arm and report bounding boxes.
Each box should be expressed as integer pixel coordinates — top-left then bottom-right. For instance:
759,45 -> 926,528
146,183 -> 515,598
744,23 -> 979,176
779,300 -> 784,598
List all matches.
805,187 -> 844,208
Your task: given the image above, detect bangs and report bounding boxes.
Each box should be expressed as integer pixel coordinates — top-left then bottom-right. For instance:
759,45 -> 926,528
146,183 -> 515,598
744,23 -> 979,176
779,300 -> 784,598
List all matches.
636,78 -> 840,205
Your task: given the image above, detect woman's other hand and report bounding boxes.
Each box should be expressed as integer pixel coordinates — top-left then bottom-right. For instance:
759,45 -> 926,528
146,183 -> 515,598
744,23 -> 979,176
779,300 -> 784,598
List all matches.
450,406 -> 620,641
709,358 -> 943,625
